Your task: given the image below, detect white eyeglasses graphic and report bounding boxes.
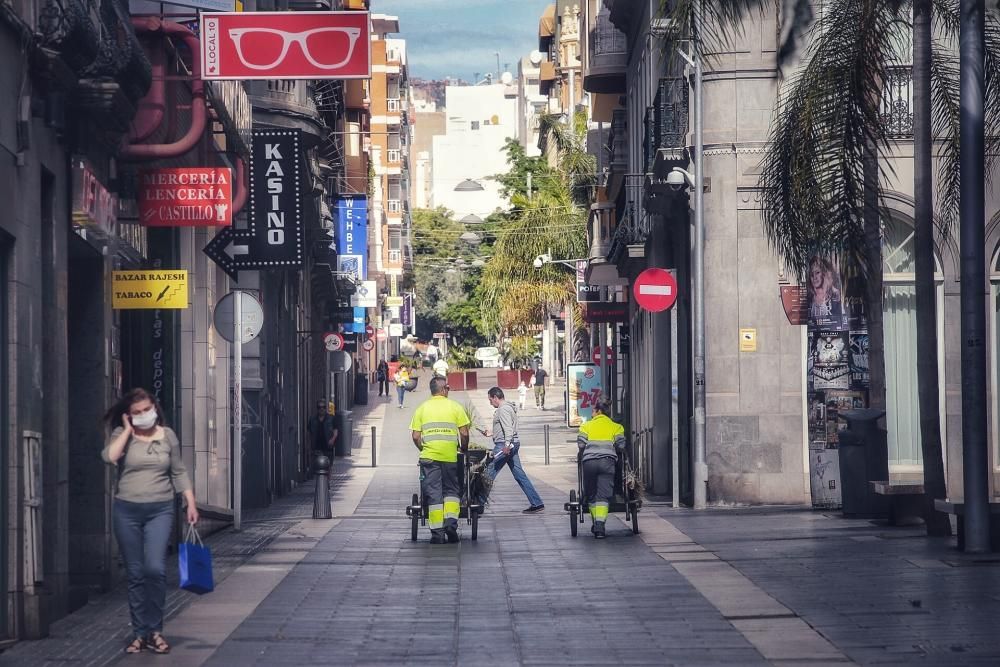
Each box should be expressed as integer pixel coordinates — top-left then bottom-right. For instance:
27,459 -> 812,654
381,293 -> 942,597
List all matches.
228,27 -> 362,70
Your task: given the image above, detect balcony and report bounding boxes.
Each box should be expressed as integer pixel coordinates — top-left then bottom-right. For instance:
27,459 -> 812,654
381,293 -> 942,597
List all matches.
387,148 -> 401,164
387,98 -> 401,113
249,79 -> 323,143
388,249 -> 403,264
881,64 -> 913,138
605,108 -> 628,200
584,9 -> 627,94
387,199 -> 402,214
608,204 -> 650,275
586,202 -> 627,286
650,77 -> 690,179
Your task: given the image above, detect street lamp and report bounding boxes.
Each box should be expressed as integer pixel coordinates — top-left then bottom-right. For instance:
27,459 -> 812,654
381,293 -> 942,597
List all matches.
533,252 -> 586,269
454,179 -> 485,192
678,17 -> 707,509
460,231 -> 482,246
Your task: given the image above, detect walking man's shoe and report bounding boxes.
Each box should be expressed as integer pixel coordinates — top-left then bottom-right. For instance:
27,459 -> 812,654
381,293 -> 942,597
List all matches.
522,505 -> 545,513
593,522 -> 606,539
445,526 -> 460,543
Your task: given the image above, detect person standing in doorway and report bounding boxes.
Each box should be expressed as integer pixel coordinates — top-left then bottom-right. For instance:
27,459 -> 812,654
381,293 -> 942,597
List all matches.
376,358 -> 389,397
102,388 -> 198,655
307,398 -> 338,460
396,364 -> 410,409
577,399 -> 626,539
487,387 -> 544,513
409,377 -> 470,543
533,364 -> 549,409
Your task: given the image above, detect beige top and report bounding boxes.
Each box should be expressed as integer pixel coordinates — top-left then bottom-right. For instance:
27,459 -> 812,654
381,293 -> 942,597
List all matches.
102,426 -> 192,503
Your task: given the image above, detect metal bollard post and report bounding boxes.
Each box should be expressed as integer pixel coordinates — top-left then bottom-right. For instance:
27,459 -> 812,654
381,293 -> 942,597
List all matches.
371,426 -> 377,468
312,453 -> 333,519
544,424 -> 550,465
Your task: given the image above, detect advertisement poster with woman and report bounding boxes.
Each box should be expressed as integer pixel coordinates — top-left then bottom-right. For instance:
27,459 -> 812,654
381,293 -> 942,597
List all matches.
807,255 -> 847,330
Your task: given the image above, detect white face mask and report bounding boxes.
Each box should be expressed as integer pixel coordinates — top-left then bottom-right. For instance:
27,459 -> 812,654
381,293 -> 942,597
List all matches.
131,409 -> 158,430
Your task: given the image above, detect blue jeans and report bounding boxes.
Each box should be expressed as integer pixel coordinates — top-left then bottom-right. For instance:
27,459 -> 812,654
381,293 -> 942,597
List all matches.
397,385 -> 406,406
113,499 -> 175,639
488,441 -> 543,507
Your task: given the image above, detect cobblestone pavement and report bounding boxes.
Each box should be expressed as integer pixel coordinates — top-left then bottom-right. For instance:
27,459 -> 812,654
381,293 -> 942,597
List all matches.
6,380 -> 1000,666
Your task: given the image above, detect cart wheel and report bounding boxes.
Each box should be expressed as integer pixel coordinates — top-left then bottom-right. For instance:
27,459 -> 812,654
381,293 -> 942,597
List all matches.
630,503 -> 640,535
411,493 -> 419,542
569,490 -> 578,537
471,507 -> 479,541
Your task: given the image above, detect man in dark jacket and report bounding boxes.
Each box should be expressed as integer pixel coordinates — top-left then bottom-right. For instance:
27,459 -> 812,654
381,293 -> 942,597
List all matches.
307,398 -> 338,458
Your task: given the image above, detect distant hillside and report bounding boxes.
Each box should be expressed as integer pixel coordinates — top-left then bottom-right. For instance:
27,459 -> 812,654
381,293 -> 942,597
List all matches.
410,79 -> 458,110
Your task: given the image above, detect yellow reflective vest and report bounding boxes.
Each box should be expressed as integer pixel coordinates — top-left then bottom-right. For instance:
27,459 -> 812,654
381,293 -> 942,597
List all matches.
577,414 -> 627,462
409,395 -> 470,463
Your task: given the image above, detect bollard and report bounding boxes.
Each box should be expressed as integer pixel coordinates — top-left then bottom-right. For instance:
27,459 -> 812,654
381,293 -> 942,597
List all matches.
544,424 -> 550,465
371,426 -> 377,468
312,453 -> 333,519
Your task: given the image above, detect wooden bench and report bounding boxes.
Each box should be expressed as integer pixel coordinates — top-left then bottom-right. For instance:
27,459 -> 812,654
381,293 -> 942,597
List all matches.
933,499 -> 1000,551
869,482 -> 924,526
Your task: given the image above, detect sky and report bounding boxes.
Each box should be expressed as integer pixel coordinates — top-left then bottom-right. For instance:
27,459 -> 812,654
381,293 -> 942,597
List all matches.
373,0 -> 554,81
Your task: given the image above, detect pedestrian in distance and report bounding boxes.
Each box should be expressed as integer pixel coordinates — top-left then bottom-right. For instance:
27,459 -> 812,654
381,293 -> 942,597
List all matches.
409,376 -> 471,543
102,388 -> 198,655
577,399 -> 626,539
485,387 -> 544,513
517,380 -> 528,410
307,398 -> 338,460
533,364 -> 548,409
396,364 -> 410,409
433,356 -> 449,378
376,358 -> 389,397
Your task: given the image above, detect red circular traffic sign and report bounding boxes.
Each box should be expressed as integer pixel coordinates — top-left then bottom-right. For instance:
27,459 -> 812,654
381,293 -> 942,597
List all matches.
362,338 -> 375,352
591,346 -> 615,365
323,332 -> 345,352
365,324 -> 374,338
633,268 -> 678,312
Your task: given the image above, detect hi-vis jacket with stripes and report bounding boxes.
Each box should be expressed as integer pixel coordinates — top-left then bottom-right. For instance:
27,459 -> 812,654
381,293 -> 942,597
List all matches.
577,414 -> 627,463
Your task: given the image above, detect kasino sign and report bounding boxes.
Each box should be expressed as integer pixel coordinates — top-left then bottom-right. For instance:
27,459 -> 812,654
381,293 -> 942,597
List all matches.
201,11 -> 371,80
139,168 -> 232,226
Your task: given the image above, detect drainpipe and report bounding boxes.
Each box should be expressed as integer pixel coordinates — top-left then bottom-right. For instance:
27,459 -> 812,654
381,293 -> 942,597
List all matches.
128,41 -> 165,142
232,156 -> 248,214
120,18 -> 205,161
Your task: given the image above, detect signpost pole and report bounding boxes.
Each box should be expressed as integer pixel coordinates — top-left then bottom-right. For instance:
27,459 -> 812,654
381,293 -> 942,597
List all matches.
233,291 -> 243,531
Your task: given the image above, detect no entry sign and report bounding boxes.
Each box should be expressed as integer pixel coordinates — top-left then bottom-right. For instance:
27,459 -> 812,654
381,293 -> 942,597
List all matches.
201,11 -> 371,80
633,268 -> 678,312
591,346 -> 615,365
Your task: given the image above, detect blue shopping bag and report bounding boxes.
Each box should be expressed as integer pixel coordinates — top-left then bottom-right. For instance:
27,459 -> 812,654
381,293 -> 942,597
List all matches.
178,524 -> 214,594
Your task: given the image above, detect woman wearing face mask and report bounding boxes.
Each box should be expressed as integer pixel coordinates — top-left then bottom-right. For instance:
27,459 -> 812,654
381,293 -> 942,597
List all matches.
102,388 -> 198,655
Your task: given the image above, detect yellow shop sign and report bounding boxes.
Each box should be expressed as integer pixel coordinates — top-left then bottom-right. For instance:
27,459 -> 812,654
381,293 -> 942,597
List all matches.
112,270 -> 189,309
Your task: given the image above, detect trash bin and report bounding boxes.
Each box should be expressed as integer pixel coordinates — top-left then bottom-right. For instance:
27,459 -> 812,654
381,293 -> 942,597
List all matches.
335,410 -> 353,457
354,375 -> 369,406
837,408 -> 889,518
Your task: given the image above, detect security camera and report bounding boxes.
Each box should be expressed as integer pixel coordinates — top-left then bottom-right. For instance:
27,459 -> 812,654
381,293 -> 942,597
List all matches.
533,253 -> 551,269
667,168 -> 689,192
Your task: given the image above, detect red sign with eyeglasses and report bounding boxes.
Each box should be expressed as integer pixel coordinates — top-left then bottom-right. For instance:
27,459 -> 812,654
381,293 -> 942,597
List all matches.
201,11 -> 371,80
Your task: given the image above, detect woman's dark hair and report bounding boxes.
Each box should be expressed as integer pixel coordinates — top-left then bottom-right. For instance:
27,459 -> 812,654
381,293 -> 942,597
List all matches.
104,388 -> 166,430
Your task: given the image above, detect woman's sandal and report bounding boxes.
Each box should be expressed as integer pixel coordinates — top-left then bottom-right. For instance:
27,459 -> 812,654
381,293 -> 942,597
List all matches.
124,637 -> 145,654
147,633 -> 171,655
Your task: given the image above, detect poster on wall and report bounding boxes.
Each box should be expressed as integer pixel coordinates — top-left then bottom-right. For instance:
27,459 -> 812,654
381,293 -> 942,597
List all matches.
849,331 -> 870,388
810,330 -> 850,390
566,362 -> 602,428
809,450 -> 842,508
806,255 -> 848,330
808,392 -> 827,448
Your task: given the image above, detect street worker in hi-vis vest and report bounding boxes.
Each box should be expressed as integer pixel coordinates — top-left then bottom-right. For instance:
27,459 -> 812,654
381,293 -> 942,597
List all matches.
410,376 -> 471,544
577,399 -> 627,539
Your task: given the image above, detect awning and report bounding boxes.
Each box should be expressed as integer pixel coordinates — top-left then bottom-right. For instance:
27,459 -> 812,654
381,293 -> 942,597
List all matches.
539,4 -> 556,38
539,60 -> 557,82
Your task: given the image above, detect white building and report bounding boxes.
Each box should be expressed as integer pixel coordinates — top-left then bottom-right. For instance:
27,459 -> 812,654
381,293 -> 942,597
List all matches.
517,54 -> 547,157
430,83 -> 518,220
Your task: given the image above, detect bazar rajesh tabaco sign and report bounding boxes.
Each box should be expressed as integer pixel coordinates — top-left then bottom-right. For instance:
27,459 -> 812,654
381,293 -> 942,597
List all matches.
201,11 -> 371,80
139,168 -> 232,226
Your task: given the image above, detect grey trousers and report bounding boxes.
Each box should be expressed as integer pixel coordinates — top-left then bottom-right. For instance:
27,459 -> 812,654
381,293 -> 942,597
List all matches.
582,457 -> 616,522
420,460 -> 461,536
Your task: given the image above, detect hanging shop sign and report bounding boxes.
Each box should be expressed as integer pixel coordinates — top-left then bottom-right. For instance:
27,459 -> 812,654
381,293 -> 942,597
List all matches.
204,129 -> 303,279
112,270 -> 188,310
139,168 -> 233,227
401,293 -> 412,327
71,159 -> 117,236
780,285 -> 808,325
576,261 -> 601,302
388,323 -> 404,337
385,296 -> 404,308
201,11 -> 371,80
351,307 -> 366,334
335,195 -> 368,280
583,302 -> 628,323
351,280 -> 377,308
